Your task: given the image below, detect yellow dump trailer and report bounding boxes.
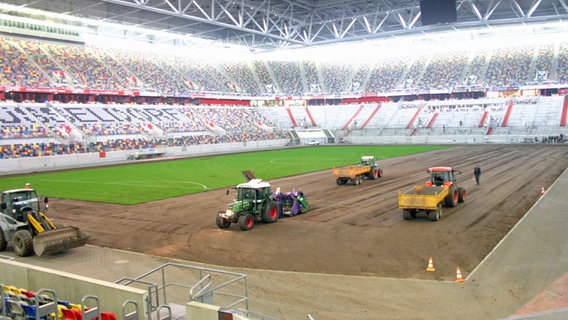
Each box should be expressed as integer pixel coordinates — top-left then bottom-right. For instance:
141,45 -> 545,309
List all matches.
399,166 -> 466,222
398,185 -> 449,221
332,156 -> 382,185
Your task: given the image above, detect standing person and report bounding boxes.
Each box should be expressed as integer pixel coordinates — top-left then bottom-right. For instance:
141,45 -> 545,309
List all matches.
473,164 -> 481,185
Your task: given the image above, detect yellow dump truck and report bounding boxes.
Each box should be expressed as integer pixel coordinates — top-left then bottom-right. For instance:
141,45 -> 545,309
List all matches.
398,167 -> 465,221
332,156 -> 383,185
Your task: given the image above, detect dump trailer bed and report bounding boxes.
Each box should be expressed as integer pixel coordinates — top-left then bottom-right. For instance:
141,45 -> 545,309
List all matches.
332,156 -> 382,186
398,185 -> 449,210
398,185 -> 450,221
332,165 -> 371,180
332,165 -> 377,185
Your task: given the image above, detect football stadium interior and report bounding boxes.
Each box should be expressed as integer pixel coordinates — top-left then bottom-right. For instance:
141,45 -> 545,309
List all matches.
1,1 -> 568,319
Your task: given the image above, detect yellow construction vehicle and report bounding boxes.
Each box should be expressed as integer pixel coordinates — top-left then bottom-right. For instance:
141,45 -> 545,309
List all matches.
0,188 -> 89,256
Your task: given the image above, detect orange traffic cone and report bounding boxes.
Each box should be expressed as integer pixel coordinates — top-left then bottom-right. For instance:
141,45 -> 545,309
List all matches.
426,257 -> 435,272
541,186 -> 546,195
455,267 -> 465,283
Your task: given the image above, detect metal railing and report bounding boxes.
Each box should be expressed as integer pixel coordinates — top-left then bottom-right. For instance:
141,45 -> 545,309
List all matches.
114,262 -> 249,319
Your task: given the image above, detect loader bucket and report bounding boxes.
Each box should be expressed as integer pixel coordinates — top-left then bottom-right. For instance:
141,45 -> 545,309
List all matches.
33,226 -> 90,256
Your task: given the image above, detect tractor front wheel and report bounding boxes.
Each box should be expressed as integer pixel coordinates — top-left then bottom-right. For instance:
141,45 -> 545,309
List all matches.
216,214 -> 231,229
13,229 -> 34,257
238,214 -> 254,231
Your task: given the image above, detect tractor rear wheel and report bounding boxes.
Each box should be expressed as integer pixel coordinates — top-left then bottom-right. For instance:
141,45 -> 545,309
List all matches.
444,186 -> 458,207
369,168 -> 379,180
263,201 -> 278,223
216,214 -> 231,229
238,214 -> 254,231
458,187 -> 466,203
13,229 -> 34,257
0,227 -> 7,251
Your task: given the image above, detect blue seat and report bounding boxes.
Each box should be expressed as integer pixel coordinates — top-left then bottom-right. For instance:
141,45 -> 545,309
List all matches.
20,303 -> 39,319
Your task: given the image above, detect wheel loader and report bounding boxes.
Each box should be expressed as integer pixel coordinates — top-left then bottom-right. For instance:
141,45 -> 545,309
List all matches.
0,188 -> 89,257
216,179 -> 279,231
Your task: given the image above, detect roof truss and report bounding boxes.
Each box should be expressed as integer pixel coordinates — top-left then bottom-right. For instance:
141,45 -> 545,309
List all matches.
1,0 -> 567,51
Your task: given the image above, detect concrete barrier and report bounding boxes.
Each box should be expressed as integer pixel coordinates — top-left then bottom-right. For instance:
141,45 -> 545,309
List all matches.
0,140 -> 289,175
0,259 -> 148,319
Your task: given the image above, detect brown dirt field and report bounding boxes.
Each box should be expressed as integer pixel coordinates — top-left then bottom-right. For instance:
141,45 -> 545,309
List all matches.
47,144 -> 568,281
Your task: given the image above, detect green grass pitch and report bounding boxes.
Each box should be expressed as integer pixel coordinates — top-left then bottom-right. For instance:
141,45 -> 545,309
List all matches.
0,145 -> 447,204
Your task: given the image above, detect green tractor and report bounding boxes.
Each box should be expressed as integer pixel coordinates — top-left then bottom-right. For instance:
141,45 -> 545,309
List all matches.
216,179 -> 279,231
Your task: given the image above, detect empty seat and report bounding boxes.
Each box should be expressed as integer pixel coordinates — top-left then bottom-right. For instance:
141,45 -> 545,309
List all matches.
6,299 -> 25,320
61,308 -> 82,320
21,291 -> 35,299
20,303 -> 46,320
100,312 -> 117,320
51,304 -> 69,320
68,303 -> 82,311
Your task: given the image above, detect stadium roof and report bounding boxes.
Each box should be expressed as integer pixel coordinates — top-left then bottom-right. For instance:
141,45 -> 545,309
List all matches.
0,0 -> 567,52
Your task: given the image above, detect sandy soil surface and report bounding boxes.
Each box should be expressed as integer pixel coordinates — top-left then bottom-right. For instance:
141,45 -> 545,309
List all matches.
47,144 -> 568,283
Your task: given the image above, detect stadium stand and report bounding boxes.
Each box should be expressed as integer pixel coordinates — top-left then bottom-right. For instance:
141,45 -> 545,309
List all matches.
1,35 -> 568,98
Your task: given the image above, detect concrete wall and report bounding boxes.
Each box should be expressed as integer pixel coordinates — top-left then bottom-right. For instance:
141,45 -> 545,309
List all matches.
0,259 -> 148,319
346,134 -> 539,145
4,134 -> 561,175
186,301 -> 221,320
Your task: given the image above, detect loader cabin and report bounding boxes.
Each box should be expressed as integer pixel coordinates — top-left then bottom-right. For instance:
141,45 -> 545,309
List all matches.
0,189 -> 41,218
427,167 -> 459,186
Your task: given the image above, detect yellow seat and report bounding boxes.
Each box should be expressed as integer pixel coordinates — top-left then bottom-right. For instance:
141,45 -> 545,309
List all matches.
68,303 -> 82,311
48,304 -> 68,320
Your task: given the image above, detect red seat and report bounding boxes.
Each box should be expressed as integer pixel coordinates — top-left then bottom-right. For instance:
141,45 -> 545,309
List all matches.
62,308 -> 83,320
100,312 -> 117,320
